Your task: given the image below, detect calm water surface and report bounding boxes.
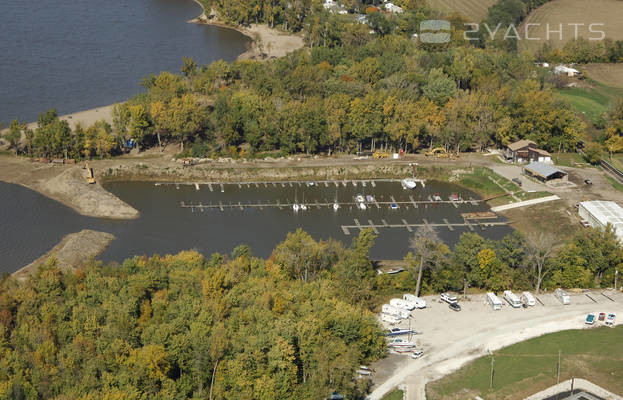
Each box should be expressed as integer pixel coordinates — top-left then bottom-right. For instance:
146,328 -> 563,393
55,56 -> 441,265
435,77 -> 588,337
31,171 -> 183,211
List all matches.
0,0 -> 250,123
0,181 -> 513,274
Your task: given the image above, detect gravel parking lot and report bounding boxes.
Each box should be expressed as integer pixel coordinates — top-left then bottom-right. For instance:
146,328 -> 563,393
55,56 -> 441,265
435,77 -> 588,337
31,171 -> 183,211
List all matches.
368,290 -> 623,400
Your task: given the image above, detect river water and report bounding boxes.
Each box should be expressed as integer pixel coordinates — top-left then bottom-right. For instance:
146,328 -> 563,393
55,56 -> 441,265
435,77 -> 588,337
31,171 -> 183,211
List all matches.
0,0 -> 250,124
0,181 -> 513,274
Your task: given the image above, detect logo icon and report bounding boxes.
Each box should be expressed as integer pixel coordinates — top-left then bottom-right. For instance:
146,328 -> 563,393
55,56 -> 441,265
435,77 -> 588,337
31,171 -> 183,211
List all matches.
420,20 -> 451,43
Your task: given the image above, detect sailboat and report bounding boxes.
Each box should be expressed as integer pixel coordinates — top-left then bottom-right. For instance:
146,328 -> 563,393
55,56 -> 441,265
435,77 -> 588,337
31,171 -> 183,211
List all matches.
293,190 -> 300,212
333,190 -> 340,211
300,191 -> 308,211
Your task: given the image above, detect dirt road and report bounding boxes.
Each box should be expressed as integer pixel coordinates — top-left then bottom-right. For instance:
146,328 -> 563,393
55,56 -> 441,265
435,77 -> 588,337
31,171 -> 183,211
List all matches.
367,291 -> 623,400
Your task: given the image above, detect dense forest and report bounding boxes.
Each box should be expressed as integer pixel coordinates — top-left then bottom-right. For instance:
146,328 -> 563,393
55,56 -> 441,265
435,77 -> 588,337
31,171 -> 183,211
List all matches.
1,225 -> 621,399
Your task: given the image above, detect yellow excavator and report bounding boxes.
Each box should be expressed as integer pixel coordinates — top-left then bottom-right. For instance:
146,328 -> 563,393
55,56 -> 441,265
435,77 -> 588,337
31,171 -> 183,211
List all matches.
425,147 -> 450,158
85,162 -> 96,184
373,150 -> 389,159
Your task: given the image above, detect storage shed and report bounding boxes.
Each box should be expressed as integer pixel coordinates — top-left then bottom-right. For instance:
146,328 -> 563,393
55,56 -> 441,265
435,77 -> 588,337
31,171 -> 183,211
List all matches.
523,162 -> 567,182
578,201 -> 623,242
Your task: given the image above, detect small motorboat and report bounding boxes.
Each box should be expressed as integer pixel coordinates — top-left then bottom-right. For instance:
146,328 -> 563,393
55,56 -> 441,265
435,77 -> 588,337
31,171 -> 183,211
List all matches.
386,328 -> 417,337
355,194 -> 365,203
366,195 -> 375,203
292,203 -> 300,212
449,193 -> 460,202
333,202 -> 340,211
307,181 -> 315,187
390,203 -> 398,210
300,204 -> 308,211
377,267 -> 405,275
358,202 -> 367,210
432,193 -> 442,201
401,179 -> 417,190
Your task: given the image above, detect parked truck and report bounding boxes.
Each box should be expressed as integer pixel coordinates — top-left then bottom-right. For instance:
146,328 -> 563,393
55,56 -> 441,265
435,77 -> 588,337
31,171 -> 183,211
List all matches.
382,304 -> 411,319
521,291 -> 536,307
402,294 -> 427,309
486,292 -> 503,310
554,288 -> 570,305
503,290 -> 522,308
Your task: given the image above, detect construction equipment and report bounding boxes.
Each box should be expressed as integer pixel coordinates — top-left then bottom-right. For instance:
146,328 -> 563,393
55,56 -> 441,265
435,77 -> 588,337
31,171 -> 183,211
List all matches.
425,148 -> 449,158
85,162 -> 96,184
373,150 -> 389,159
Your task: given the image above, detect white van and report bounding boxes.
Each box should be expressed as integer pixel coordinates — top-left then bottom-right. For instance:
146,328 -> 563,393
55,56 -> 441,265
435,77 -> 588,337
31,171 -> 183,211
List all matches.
381,314 -> 400,325
503,290 -> 522,308
521,291 -> 536,307
390,298 -> 416,311
403,294 -> 427,309
554,288 -> 570,305
486,292 -> 503,310
382,304 -> 411,319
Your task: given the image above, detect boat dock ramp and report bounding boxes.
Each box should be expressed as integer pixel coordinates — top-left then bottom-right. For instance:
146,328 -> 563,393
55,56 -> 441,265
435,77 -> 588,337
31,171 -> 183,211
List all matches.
340,218 -> 509,235
156,178 -> 427,191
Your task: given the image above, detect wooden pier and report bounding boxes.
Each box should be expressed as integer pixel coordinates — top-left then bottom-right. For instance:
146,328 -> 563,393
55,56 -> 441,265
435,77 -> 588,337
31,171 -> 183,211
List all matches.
339,218 -> 508,235
180,198 -> 483,211
156,178 -> 426,190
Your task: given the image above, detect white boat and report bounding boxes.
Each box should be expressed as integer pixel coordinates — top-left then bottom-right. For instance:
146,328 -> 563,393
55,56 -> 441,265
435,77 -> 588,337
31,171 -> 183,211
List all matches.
388,338 -> 416,348
293,203 -> 300,212
358,202 -> 367,210
401,179 -> 417,190
355,194 -> 365,203
366,195 -> 375,203
333,202 -> 340,211
300,204 -> 308,211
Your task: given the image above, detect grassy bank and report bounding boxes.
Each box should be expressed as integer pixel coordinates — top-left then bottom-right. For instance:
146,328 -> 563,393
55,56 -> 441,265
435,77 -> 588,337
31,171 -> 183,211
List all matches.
381,389 -> 404,400
426,326 -> 623,399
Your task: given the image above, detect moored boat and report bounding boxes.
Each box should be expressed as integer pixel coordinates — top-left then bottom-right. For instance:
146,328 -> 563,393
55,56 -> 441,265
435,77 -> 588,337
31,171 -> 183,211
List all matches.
401,179 -> 417,189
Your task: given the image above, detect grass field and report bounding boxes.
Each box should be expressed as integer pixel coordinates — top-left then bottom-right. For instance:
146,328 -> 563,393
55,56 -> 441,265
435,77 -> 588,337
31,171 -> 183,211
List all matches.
426,0 -> 496,22
584,64 -> 623,89
426,326 -> 623,400
556,79 -> 623,126
381,389 -> 404,400
519,0 -> 623,53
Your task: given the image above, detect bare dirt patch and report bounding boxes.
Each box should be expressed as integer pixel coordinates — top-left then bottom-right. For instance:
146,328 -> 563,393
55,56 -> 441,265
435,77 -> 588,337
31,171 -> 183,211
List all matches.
12,230 -> 115,281
427,0 -> 496,22
584,63 -> 623,88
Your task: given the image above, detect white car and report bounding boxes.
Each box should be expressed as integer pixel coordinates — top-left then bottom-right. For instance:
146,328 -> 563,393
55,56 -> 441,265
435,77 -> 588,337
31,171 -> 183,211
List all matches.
606,313 -> 616,326
440,293 -> 458,304
410,350 -> 424,359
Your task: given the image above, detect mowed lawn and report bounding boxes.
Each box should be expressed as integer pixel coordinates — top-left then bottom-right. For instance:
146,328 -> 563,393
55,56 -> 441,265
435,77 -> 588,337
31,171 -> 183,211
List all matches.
427,0 -> 496,22
426,326 -> 623,400
519,0 -> 623,53
381,389 -> 404,400
556,78 -> 623,126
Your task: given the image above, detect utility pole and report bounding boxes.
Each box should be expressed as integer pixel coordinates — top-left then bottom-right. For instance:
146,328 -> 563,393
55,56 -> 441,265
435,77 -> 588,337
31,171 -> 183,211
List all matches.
557,350 -> 561,384
615,269 -> 619,291
490,353 -> 495,390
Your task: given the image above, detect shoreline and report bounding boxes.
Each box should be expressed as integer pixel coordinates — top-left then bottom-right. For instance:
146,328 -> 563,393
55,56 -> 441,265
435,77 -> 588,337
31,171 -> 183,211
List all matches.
186,0 -> 304,60
12,230 -> 116,281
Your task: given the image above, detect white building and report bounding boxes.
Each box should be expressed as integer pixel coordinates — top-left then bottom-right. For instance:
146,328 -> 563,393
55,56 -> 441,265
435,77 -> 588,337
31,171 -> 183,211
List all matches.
578,201 -> 623,242
554,65 -> 580,77
385,2 -> 404,13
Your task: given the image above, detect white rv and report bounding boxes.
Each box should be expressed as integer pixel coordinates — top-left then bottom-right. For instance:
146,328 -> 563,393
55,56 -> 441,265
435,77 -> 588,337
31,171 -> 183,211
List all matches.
390,298 -> 416,311
381,314 -> 400,325
382,304 -> 411,319
521,291 -> 536,307
554,288 -> 570,305
503,290 -> 522,308
402,294 -> 427,309
486,292 -> 503,310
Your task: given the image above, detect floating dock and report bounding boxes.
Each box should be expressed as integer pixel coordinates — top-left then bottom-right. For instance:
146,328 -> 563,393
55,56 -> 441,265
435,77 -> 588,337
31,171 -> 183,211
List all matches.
156,178 -> 427,190
339,219 -> 508,235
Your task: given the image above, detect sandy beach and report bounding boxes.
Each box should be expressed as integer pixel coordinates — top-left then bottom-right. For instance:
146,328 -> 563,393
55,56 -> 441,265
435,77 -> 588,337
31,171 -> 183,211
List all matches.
187,2 -> 304,60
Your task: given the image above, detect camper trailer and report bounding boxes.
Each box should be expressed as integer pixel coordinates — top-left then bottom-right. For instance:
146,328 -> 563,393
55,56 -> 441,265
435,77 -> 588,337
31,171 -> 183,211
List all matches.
381,314 -> 400,325
390,298 -> 416,311
486,292 -> 503,310
503,291 -> 522,308
382,304 -> 411,319
554,288 -> 570,305
521,291 -> 536,307
402,294 -> 427,309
